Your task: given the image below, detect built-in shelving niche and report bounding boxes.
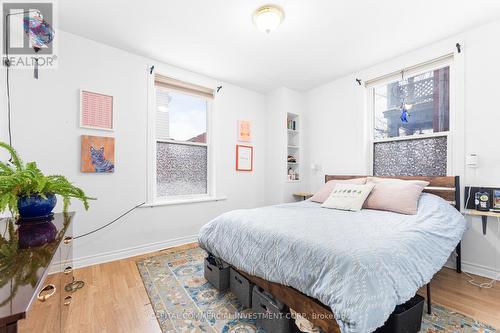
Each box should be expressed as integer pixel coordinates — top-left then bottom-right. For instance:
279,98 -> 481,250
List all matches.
287,112 -> 300,182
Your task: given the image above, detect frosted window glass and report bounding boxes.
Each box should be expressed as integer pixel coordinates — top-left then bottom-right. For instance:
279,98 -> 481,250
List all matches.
373,136 -> 447,176
156,142 -> 207,197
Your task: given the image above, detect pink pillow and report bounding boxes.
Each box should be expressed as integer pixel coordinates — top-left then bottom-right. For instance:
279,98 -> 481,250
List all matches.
363,177 -> 430,215
310,178 -> 367,203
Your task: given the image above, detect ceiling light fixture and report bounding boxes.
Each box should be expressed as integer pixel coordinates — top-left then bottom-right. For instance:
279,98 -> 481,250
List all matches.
253,5 -> 284,34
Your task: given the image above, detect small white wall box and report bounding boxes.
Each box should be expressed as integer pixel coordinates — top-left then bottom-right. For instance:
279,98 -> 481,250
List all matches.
466,154 -> 478,168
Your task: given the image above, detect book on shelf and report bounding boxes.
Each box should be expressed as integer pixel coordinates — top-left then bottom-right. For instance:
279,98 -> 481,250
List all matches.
287,120 -> 296,131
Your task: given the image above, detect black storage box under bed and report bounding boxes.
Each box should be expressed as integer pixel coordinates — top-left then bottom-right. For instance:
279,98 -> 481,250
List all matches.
375,294 -> 425,333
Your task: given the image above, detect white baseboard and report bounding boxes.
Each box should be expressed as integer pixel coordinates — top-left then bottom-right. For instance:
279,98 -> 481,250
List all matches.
445,259 -> 500,280
70,235 -> 198,269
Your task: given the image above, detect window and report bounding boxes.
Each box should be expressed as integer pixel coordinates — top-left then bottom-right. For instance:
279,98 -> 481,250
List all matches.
151,74 -> 213,200
368,57 -> 452,177
373,67 -> 449,140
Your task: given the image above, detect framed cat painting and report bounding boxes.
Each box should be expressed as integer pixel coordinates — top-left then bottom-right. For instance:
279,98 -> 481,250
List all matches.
81,135 -> 115,173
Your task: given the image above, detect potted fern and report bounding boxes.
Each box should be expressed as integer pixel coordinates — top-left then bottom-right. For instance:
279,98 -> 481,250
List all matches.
0,142 -> 93,220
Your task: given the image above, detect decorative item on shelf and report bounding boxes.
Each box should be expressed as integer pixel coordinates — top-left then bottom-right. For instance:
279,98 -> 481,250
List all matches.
237,120 -> 251,142
464,186 -> 500,235
236,145 -> 253,171
475,190 -> 490,211
0,142 -> 94,221
287,119 -> 297,130
287,168 -> 299,181
493,189 -> 500,210
80,90 -> 114,131
81,135 -> 115,173
287,155 -> 296,163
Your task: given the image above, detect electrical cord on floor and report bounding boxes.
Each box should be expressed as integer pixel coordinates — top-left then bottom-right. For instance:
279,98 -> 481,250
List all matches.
74,202 -> 145,240
458,216 -> 500,289
464,272 -> 500,289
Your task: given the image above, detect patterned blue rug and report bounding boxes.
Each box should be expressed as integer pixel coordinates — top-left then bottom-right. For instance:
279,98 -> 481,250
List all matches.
136,246 -> 497,333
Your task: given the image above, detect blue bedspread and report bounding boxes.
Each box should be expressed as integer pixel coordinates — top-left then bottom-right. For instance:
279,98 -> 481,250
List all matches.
198,193 -> 466,333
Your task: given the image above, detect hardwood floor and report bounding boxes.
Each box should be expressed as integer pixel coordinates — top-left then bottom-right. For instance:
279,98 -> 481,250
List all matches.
65,243 -> 198,333
418,268 -> 500,328
62,243 -> 499,332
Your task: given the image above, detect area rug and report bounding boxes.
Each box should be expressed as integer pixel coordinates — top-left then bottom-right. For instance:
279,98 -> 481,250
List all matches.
136,246 -> 497,333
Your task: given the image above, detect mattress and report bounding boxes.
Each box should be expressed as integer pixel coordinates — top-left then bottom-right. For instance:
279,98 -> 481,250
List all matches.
198,193 -> 466,333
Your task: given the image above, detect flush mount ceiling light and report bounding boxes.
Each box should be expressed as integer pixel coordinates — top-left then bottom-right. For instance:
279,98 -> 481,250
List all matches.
253,5 -> 284,34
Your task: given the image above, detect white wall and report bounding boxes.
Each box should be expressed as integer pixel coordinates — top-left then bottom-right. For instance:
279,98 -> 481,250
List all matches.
0,31 -> 267,267
265,88 -> 287,205
265,87 -> 306,204
304,75 -> 369,192
303,20 -> 500,279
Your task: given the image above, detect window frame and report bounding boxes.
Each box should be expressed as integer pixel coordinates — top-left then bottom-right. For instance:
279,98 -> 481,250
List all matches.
147,71 -> 215,205
366,55 -> 456,176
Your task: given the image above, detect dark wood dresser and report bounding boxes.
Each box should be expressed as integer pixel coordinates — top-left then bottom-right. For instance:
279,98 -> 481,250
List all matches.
0,212 -> 74,333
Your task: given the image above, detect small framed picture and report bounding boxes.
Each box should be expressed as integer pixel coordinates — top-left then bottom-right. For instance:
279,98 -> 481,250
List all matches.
80,90 -> 114,131
493,189 -> 500,209
237,120 -> 251,142
81,135 -> 115,173
236,145 -> 253,171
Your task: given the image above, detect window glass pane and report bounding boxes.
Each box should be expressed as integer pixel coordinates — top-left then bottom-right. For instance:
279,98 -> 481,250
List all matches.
374,66 -> 449,139
155,89 -> 207,143
156,142 -> 207,197
373,136 -> 447,176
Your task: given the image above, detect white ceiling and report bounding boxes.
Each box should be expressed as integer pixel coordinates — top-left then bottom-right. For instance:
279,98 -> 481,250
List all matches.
59,0 -> 500,92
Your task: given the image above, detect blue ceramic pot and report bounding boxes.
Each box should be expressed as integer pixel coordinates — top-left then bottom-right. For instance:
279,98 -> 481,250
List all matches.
17,194 -> 57,219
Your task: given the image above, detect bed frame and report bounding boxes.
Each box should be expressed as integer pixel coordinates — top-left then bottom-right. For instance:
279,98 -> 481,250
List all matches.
233,175 -> 462,333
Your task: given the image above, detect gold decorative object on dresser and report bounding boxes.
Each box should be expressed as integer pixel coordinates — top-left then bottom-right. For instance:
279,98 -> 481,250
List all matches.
0,213 -> 75,333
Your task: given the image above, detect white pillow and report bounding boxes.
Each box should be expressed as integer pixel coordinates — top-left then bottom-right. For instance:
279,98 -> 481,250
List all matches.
321,183 -> 375,212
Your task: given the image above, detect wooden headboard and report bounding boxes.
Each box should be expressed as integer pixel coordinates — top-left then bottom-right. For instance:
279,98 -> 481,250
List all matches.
325,175 -> 461,210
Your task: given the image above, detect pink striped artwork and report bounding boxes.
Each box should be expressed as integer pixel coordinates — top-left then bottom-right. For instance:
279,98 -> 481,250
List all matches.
80,90 -> 113,130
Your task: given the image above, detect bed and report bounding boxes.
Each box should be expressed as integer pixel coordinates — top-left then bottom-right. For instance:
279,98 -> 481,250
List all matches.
198,175 -> 466,333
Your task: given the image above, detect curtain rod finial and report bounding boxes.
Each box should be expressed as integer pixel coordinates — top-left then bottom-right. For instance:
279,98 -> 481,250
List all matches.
355,78 -> 362,86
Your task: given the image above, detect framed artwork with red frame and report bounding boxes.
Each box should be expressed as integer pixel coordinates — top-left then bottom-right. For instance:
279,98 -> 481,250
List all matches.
236,145 -> 253,171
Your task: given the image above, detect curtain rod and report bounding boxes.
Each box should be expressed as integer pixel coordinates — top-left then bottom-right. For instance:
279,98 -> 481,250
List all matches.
362,52 -> 455,87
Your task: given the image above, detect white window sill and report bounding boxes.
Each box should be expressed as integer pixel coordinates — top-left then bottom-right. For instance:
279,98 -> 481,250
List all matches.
141,196 -> 227,207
